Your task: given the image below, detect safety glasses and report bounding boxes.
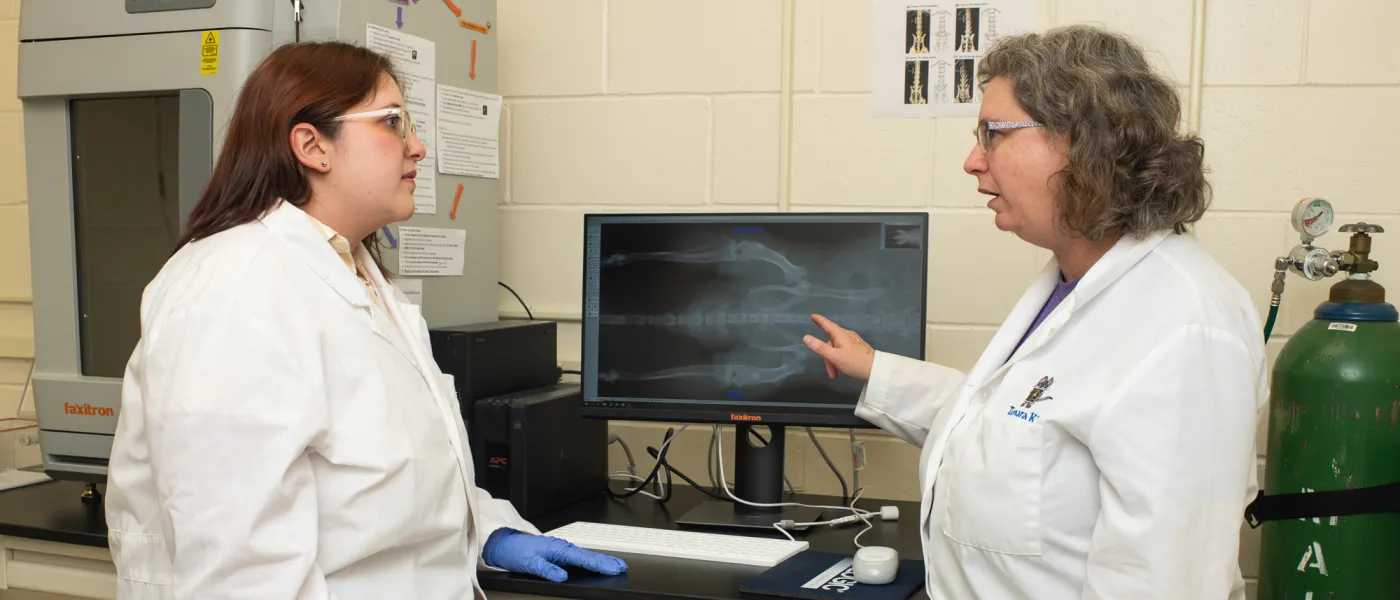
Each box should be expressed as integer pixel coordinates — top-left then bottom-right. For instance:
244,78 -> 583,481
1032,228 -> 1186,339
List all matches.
974,120 -> 1043,151
333,107 -> 418,149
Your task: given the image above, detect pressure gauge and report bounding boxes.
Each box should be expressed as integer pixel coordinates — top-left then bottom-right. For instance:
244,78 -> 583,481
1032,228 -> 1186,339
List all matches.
1291,198 -> 1334,239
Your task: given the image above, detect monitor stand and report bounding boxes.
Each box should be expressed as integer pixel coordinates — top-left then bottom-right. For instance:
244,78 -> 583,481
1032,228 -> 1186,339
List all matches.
675,424 -> 826,533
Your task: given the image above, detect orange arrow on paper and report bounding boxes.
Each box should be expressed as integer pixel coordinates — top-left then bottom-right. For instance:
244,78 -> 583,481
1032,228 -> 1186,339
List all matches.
443,0 -> 461,18
451,183 -> 464,220
470,39 -> 477,79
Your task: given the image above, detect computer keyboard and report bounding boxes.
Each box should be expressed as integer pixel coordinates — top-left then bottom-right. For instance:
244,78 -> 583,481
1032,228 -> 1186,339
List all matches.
545,521 -> 809,567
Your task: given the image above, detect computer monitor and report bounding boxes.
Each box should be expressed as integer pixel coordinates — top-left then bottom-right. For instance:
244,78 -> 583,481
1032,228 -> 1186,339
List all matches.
580,212 -> 929,531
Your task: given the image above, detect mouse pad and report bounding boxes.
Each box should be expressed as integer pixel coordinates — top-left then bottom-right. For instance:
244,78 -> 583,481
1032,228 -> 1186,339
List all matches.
739,550 -> 926,600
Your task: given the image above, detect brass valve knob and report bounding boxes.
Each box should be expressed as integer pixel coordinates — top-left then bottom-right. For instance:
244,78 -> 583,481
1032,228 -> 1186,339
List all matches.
1339,222 -> 1384,234
1335,222 -> 1382,275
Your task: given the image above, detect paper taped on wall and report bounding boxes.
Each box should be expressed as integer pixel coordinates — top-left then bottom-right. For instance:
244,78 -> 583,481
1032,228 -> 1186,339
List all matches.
872,0 -> 1035,118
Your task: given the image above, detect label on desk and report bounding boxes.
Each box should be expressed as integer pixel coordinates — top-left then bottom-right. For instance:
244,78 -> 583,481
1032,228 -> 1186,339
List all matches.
740,550 -> 925,600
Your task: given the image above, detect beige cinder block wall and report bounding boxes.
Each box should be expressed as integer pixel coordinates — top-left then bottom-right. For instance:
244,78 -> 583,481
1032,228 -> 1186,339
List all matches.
491,1 -> 1400,596
2,2 -> 1397,596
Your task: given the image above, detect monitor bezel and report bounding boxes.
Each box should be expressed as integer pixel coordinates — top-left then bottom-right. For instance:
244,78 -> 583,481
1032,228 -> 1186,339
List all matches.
578,211 -> 930,428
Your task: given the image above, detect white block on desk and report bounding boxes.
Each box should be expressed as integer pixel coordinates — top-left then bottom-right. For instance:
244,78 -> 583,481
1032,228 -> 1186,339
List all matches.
0,470 -> 51,492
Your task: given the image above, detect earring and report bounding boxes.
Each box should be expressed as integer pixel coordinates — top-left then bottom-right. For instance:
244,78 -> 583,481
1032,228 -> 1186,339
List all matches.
320,161 -> 328,168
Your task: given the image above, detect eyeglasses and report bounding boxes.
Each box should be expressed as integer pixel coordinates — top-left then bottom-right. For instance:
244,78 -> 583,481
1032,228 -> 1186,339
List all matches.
974,120 -> 1043,151
333,107 -> 418,148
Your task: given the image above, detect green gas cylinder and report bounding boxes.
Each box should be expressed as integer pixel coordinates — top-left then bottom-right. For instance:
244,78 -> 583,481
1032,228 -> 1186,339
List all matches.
1257,224 -> 1400,599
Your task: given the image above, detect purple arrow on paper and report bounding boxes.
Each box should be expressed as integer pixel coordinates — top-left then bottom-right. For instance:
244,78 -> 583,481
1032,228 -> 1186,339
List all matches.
395,6 -> 404,27
388,0 -> 408,4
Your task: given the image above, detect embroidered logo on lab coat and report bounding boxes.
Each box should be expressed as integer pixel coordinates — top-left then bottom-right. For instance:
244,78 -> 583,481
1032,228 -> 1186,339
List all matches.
1007,376 -> 1054,423
1020,376 -> 1054,408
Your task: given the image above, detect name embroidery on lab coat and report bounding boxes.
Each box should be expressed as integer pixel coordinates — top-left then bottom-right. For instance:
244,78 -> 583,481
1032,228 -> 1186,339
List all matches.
1007,376 -> 1055,423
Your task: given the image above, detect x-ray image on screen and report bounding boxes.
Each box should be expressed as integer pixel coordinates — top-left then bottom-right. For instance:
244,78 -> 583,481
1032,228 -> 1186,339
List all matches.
586,217 -> 926,408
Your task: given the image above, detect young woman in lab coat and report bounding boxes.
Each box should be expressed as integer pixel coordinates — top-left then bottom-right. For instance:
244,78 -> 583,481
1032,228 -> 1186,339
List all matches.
804,26 -> 1266,599
104,42 -> 625,599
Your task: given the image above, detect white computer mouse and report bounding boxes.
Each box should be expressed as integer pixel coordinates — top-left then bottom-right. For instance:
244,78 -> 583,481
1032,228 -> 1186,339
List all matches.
852,546 -> 899,585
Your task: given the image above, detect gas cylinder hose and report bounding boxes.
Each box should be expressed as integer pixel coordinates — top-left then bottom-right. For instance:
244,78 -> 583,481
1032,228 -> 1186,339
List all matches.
1264,257 -> 1288,343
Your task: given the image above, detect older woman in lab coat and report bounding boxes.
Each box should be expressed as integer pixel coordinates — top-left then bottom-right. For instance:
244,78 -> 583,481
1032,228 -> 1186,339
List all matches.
104,42 -> 625,599
805,25 -> 1266,600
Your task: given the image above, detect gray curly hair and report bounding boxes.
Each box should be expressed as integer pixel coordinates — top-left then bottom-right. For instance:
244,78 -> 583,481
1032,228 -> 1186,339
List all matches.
978,25 -> 1209,239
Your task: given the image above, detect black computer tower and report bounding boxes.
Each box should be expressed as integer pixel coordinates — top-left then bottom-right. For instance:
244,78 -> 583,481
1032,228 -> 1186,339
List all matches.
428,320 -> 560,435
473,383 -> 608,518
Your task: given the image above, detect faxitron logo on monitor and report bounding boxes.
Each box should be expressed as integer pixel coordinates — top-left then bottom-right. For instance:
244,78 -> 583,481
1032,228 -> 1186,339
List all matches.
730,413 -> 763,422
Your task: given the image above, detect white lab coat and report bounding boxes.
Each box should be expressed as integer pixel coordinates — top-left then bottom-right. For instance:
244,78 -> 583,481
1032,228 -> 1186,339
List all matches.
856,230 -> 1267,599
105,200 -> 539,599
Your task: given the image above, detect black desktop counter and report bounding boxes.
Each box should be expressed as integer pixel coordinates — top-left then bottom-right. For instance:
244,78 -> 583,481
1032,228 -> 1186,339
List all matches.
0,479 -> 929,600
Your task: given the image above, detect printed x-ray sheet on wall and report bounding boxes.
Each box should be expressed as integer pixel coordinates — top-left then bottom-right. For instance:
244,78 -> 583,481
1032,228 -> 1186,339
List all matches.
872,0 -> 1035,118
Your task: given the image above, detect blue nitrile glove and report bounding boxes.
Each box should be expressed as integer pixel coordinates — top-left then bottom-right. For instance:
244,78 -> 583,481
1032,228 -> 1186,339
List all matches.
482,528 -> 628,582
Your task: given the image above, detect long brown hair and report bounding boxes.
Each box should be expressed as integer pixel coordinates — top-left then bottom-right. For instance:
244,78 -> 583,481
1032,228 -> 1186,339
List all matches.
175,41 -> 399,277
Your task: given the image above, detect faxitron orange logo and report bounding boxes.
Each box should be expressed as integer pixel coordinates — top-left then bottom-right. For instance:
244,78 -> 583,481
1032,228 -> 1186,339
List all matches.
64,403 -> 115,417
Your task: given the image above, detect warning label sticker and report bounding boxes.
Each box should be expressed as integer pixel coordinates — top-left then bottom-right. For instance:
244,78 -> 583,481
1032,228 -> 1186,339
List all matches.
201,31 -> 219,75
